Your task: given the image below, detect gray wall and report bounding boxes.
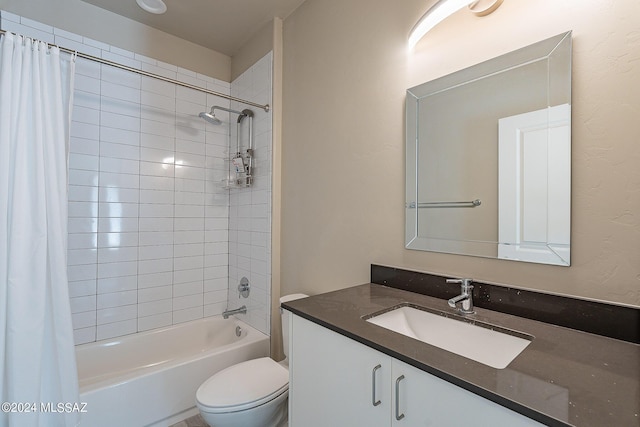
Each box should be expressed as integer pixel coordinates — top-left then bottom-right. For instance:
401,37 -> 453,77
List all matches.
281,0 -> 640,307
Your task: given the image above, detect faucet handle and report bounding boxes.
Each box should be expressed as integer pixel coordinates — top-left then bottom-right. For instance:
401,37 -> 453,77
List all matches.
238,277 -> 250,298
446,278 -> 475,314
446,278 -> 473,289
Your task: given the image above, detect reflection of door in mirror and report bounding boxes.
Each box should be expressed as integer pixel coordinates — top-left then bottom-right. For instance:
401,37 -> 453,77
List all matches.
498,104 -> 571,265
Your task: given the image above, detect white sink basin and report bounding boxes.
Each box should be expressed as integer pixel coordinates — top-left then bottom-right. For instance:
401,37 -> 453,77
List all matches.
365,305 -> 532,369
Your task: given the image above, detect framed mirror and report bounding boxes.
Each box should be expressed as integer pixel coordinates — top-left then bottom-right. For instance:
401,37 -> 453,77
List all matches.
406,31 -> 572,266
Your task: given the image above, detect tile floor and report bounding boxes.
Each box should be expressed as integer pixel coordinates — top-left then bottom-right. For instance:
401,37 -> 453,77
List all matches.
169,414 -> 209,427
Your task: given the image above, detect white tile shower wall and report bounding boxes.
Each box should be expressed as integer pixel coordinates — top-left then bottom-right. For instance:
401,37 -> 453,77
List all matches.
0,11 -> 234,344
227,53 -> 273,335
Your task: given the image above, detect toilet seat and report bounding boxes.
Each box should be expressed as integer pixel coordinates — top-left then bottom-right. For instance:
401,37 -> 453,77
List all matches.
196,357 -> 289,414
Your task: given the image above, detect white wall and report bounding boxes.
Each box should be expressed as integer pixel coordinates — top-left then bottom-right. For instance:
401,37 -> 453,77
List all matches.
281,0 -> 640,306
0,11 -> 273,343
0,0 -> 230,80
227,53 -> 274,335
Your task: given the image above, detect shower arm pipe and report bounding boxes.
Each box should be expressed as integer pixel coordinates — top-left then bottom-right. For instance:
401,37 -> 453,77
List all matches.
249,115 -> 253,151
241,111 -> 254,176
0,29 -> 270,113
236,122 -> 241,155
242,109 -> 254,152
211,106 -> 252,156
232,109 -> 254,156
211,105 -> 246,117
246,113 -> 253,171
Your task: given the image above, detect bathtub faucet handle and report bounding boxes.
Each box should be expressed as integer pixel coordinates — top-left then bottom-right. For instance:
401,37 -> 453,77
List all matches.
238,277 -> 250,299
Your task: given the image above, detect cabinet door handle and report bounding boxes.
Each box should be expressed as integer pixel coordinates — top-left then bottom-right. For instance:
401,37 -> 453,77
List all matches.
371,364 -> 382,406
395,375 -> 405,421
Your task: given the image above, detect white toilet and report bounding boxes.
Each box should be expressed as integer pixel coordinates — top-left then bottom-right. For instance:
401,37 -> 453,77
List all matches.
196,294 -> 308,427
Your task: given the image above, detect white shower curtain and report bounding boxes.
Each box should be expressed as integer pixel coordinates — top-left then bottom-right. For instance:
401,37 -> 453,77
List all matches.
0,33 -> 79,427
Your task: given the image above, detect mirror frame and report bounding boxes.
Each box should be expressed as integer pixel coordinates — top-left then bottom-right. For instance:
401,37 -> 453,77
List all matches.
406,31 -> 572,266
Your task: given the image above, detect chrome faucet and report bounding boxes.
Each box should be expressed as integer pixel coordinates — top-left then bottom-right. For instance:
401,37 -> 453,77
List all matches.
446,278 -> 474,314
223,305 -> 247,319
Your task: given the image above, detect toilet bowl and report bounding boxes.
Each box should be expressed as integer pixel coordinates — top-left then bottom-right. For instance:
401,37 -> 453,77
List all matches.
196,294 -> 308,427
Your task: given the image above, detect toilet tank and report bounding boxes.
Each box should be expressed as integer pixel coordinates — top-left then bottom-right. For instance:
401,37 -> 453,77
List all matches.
279,294 -> 308,361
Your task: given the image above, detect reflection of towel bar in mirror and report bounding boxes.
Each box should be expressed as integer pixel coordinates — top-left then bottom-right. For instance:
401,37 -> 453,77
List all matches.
408,199 -> 481,208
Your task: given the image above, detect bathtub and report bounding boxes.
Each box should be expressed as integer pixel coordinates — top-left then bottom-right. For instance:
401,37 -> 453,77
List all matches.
76,316 -> 270,427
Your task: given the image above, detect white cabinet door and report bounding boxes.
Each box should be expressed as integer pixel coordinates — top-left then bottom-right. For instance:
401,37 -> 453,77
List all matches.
289,315 -> 391,427
391,359 -> 543,427
289,315 -> 544,427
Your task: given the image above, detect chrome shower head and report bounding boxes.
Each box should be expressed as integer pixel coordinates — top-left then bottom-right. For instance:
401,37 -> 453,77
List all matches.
199,109 -> 222,125
200,105 -> 249,125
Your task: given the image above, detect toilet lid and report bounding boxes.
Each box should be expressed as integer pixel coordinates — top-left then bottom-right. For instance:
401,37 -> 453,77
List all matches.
196,357 -> 288,412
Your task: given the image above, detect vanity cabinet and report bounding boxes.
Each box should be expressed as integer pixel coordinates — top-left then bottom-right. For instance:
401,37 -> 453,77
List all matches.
289,314 -> 543,427
288,314 -> 390,426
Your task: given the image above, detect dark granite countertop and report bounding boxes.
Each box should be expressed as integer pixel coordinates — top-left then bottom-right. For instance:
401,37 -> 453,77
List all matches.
282,283 -> 640,427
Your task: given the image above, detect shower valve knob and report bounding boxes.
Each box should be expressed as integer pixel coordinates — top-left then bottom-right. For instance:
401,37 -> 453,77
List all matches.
238,277 -> 250,298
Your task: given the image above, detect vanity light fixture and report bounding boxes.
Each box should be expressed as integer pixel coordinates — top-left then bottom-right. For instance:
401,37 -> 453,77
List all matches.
468,0 -> 504,16
136,0 -> 167,14
408,0 -> 503,50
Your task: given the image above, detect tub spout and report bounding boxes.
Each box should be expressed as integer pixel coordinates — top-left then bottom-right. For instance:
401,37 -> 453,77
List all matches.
223,305 -> 247,319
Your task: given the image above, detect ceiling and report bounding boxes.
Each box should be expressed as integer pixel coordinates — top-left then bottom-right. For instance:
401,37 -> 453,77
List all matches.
80,0 -> 307,56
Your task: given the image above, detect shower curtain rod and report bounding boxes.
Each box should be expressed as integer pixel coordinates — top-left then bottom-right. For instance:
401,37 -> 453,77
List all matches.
0,29 -> 270,112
